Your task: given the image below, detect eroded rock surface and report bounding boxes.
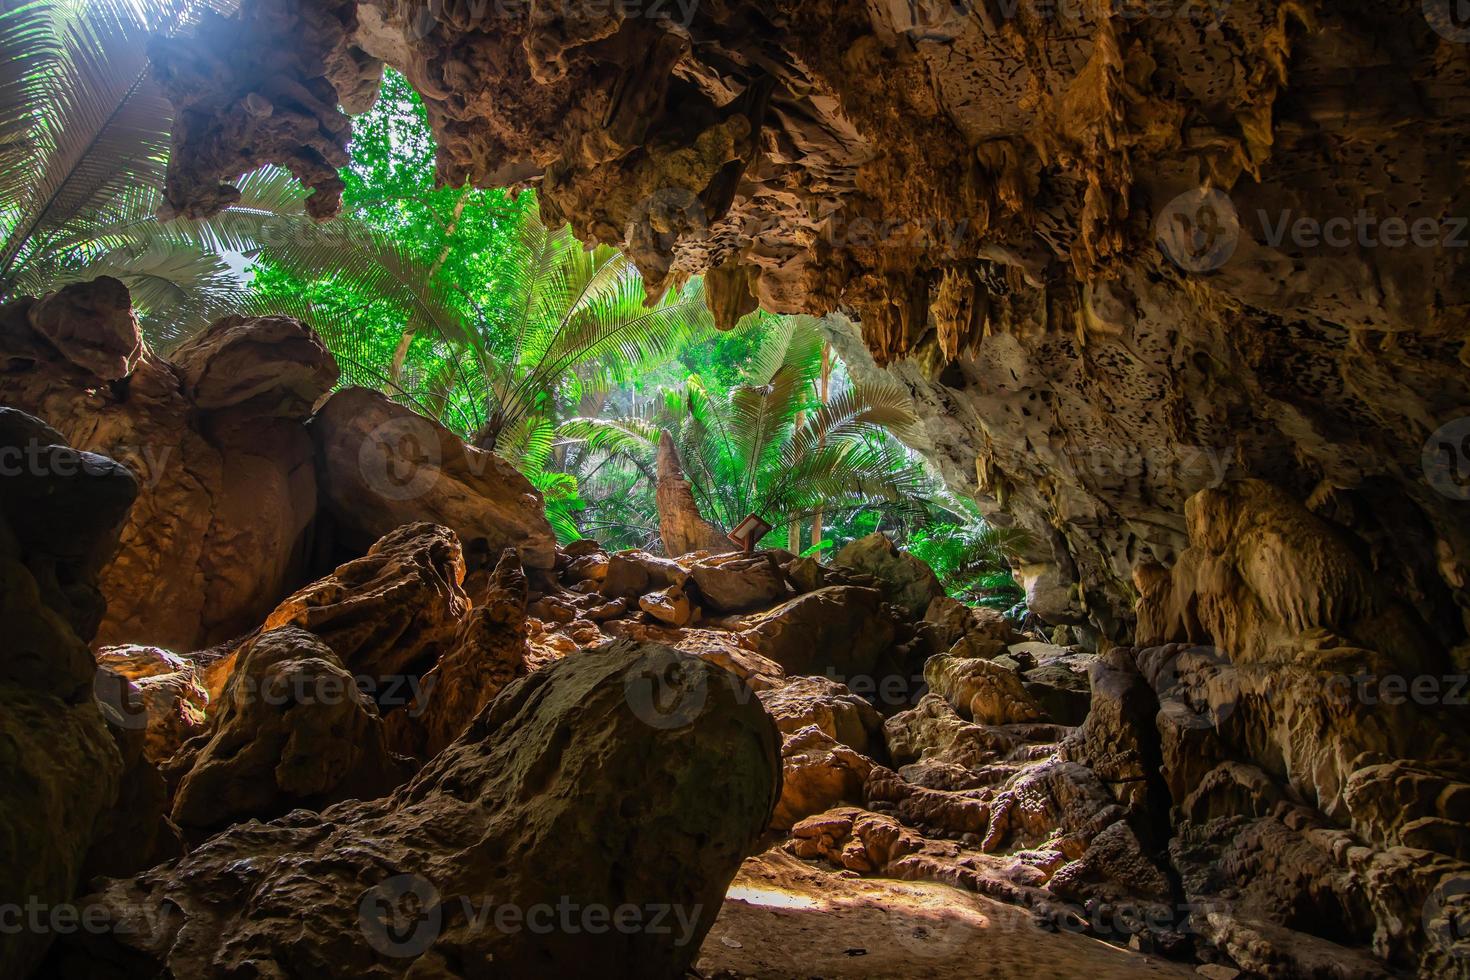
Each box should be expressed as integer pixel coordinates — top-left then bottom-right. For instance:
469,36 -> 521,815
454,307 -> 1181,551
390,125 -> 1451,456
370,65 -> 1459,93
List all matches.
168,626 -> 411,836
54,640 -> 782,979
0,410 -> 135,978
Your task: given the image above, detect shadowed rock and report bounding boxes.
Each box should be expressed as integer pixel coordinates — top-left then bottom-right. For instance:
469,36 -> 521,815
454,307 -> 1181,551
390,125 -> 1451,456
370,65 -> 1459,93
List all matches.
51,640 -> 782,979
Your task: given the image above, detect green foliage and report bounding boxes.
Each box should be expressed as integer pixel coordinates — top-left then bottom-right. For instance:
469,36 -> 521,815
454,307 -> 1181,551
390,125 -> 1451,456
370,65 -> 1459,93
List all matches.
249,70 -> 713,543
0,0 -> 302,341
560,316 -> 930,551
907,519 -> 1030,609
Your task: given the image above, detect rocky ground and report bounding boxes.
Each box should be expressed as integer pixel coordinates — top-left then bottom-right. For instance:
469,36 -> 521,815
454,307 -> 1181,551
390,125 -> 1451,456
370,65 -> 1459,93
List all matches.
4,279 -> 1468,976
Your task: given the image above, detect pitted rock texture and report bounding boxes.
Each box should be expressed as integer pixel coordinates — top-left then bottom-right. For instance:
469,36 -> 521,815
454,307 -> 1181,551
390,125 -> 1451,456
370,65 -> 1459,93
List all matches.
168,626 -> 412,836
389,547 -> 532,758
148,0 -> 368,219
151,0 -> 1470,652
52,640 -> 782,980
261,521 -> 470,686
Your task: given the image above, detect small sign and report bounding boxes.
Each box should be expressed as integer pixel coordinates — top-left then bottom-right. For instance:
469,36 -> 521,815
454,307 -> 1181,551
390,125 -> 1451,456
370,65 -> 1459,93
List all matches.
727,513 -> 773,553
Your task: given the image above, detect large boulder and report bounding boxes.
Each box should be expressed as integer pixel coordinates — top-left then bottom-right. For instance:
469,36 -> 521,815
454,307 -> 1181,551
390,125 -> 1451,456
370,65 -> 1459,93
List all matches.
310,387 -> 556,570
261,522 -> 470,688
923,595 -> 1018,655
771,726 -> 874,831
171,313 -> 338,417
741,586 -> 895,679
689,551 -> 789,612
832,532 -> 943,618
25,276 -> 141,381
1,293 -> 333,648
758,675 -> 883,754
169,626 -> 412,835
601,549 -> 690,598
53,641 -> 782,978
925,653 -> 1045,726
0,409 -> 135,978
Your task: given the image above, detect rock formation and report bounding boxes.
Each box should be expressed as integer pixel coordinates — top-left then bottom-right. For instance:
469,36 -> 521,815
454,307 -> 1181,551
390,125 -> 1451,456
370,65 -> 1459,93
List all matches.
0,284 -> 336,649
0,282 -> 560,649
6,0 -> 1470,973
311,386 -> 558,571
655,429 -> 729,556
139,0 -> 1470,670
0,410 -> 135,977
50,640 -> 782,979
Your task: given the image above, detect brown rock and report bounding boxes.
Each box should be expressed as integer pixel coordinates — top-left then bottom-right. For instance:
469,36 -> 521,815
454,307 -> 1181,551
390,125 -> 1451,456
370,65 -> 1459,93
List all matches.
0,412 -> 134,978
3,302 -> 324,649
26,277 -> 141,382
600,621 -> 786,690
924,595 -> 1018,655
262,522 -> 469,687
772,726 -> 873,831
170,313 -> 339,416
758,675 -> 882,754
602,548 -> 690,598
391,550 -> 529,758
782,555 -> 826,593
56,641 -> 781,978
884,693 -> 1023,770
310,387 -> 556,570
655,430 -> 729,557
833,533 -> 944,618
690,551 -> 789,612
170,626 -> 411,835
741,586 -> 894,679
925,653 -> 1045,726
94,645 -> 209,764
639,581 -> 697,627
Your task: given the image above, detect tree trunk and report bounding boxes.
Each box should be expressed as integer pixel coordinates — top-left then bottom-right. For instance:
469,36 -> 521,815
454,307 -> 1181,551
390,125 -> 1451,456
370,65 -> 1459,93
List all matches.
811,342 -> 831,549
391,184 -> 473,382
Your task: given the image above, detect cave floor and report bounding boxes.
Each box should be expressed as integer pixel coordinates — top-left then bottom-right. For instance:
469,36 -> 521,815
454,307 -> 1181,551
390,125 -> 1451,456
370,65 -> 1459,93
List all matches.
697,850 -> 1198,979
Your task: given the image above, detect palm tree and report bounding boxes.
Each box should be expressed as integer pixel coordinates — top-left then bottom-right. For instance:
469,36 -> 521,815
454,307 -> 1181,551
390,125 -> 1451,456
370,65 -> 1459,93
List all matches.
257,207 -> 714,542
0,0 -> 304,344
905,503 -> 1032,608
560,316 -> 930,550
258,208 -> 712,454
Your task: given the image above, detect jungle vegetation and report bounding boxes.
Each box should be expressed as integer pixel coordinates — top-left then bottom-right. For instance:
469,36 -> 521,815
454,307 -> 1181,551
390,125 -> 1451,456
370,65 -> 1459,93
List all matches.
0,0 -> 1024,607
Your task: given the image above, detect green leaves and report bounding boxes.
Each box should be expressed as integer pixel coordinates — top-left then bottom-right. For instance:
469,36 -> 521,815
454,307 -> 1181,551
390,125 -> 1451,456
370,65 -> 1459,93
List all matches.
0,1 -> 299,341
559,315 -> 929,549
